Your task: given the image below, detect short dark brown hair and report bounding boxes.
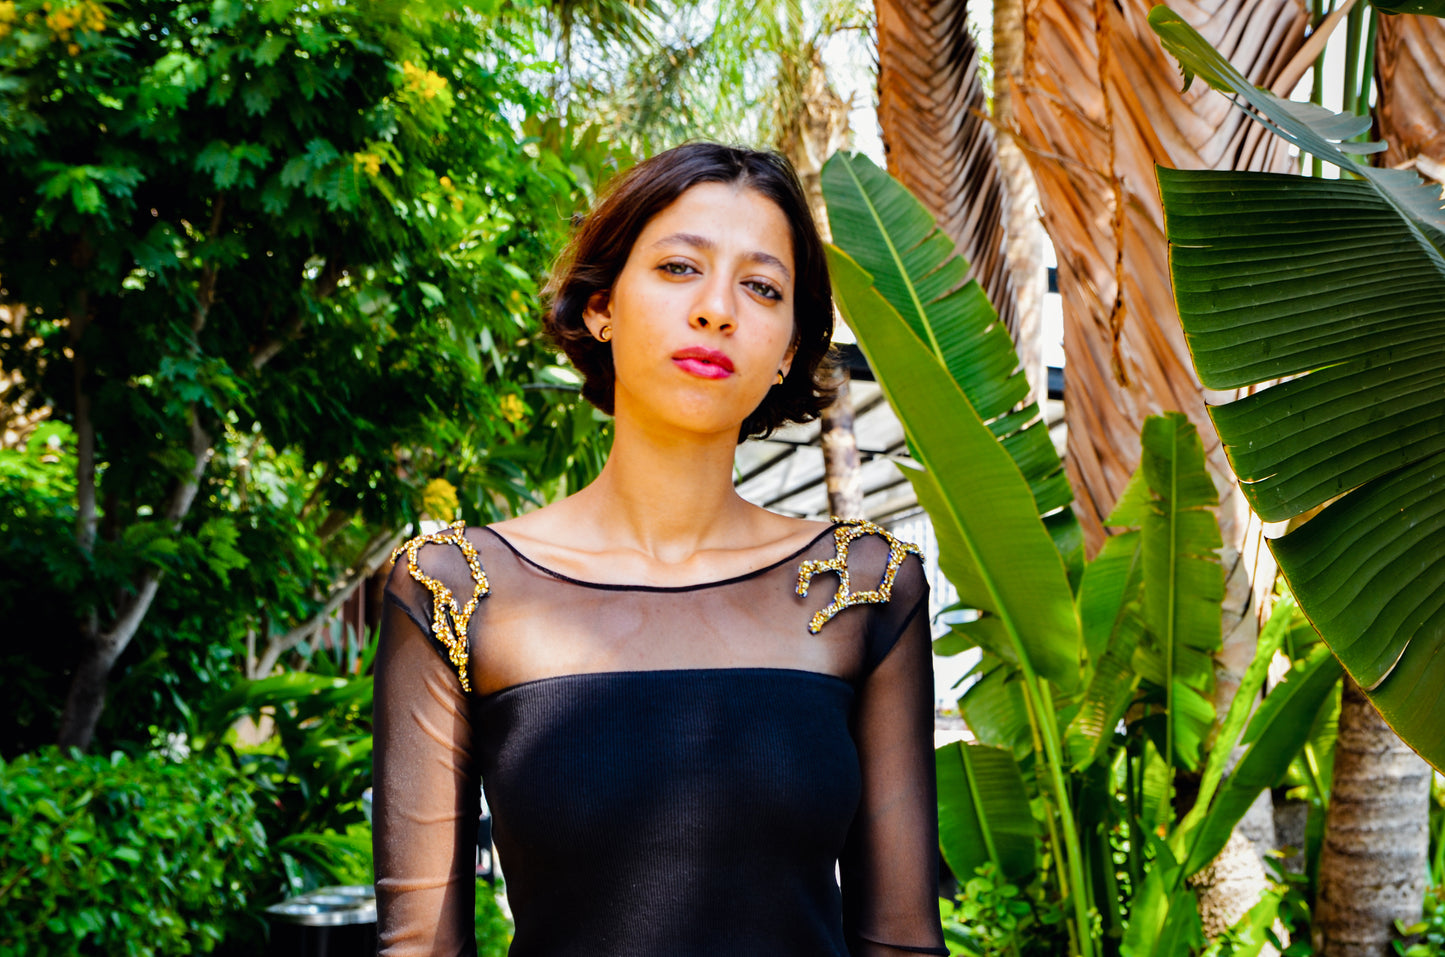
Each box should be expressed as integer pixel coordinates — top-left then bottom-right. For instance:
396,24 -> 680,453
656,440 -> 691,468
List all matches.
544,142 -> 836,440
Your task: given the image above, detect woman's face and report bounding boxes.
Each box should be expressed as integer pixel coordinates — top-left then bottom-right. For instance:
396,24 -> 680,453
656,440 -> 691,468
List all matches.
584,182 -> 798,439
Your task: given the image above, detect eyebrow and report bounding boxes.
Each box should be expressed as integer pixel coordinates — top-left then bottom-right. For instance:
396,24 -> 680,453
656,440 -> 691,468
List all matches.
651,232 -> 793,284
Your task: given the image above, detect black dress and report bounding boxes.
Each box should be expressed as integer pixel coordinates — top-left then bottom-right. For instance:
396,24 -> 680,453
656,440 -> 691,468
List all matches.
373,519 -> 949,957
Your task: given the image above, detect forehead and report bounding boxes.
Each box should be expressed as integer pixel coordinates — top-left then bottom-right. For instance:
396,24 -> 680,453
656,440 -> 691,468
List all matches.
635,182 -> 794,266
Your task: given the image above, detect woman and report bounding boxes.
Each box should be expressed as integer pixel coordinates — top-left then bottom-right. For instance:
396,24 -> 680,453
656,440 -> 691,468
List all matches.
374,142 -> 948,957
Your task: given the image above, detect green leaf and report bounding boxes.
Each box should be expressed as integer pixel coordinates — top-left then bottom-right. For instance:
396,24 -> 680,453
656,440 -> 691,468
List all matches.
822,151 -> 1081,558
1370,0 -> 1445,13
1135,413 -> 1222,773
936,741 -> 1038,883
1067,532 -> 1144,769
1181,643 -> 1343,875
1151,10 -> 1445,771
1175,592 -> 1297,851
827,253 -> 1081,690
958,656 -> 1034,758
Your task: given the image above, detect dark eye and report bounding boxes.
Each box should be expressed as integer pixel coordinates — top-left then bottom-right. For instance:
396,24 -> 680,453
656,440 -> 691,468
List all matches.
659,261 -> 694,276
747,280 -> 783,301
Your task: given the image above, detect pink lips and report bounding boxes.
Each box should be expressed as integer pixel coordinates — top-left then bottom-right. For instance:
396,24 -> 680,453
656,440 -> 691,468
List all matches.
671,347 -> 735,379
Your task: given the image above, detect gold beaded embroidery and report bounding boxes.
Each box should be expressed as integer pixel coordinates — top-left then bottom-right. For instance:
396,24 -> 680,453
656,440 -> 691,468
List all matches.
390,520 -> 488,692
796,518 -> 922,634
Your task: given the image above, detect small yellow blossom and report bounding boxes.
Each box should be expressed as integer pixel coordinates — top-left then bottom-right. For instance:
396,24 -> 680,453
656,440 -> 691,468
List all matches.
352,151 -> 382,176
400,60 -> 447,100
45,0 -> 105,42
438,175 -> 453,190
421,477 -> 460,521
0,2 -> 17,26
499,393 -> 527,425
450,195 -> 463,212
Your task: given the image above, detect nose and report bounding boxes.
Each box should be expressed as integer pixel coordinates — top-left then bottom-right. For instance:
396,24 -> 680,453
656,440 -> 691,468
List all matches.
688,276 -> 736,334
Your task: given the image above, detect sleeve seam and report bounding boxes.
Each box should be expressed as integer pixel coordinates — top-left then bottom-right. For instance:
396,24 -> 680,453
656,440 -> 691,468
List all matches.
866,584 -> 928,674
382,587 -> 471,690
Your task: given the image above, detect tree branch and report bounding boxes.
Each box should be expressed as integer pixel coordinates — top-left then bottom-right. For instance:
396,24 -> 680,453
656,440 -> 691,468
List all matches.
251,258 -> 345,371
252,529 -> 405,678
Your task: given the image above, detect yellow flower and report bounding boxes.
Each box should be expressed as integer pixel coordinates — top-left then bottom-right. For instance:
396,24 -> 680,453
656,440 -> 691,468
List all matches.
400,60 -> 447,100
0,2 -> 18,25
421,478 -> 460,521
44,0 -> 104,41
499,393 -> 527,425
352,151 -> 382,177
438,175 -> 452,190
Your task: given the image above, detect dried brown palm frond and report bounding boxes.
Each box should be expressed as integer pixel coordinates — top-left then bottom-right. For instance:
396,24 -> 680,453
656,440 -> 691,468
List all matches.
1014,0 -> 1312,564
875,0 -> 1019,339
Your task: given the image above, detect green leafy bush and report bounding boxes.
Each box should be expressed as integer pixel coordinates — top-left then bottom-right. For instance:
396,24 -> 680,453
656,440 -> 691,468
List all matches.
205,663 -> 375,894
476,879 -> 513,957
0,747 -> 268,955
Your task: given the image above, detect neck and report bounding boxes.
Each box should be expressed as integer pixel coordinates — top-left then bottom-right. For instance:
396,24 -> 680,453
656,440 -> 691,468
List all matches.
577,416 -> 753,561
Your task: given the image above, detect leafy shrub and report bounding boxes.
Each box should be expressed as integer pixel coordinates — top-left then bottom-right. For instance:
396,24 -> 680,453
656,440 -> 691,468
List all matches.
0,747 -> 268,955
204,666 -> 374,894
477,879 -> 513,957
940,863 -> 1064,957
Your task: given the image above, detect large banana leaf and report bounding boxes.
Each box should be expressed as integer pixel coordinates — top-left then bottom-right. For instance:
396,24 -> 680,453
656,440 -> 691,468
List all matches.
1111,414 -> 1221,775
957,654 -> 1035,760
821,151 -> 1082,575
826,248 -> 1082,692
1180,643 -> 1343,874
1149,8 -> 1445,771
1065,530 -> 1145,770
936,741 -> 1038,883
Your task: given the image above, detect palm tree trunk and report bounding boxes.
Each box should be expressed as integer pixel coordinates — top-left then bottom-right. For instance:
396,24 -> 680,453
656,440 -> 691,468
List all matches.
774,43 -> 863,520
819,365 -> 863,518
1312,677 -> 1432,956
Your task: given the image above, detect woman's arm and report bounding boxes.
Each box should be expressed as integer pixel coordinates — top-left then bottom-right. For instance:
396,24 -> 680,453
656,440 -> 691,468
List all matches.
840,556 -> 950,957
373,559 -> 481,957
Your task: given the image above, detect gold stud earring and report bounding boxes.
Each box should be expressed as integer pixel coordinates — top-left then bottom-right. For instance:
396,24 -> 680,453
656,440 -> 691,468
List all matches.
598,325 -> 612,342
775,370 -> 785,385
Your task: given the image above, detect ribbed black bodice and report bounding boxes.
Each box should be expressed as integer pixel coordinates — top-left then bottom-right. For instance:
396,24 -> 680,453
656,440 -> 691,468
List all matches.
477,670 -> 859,956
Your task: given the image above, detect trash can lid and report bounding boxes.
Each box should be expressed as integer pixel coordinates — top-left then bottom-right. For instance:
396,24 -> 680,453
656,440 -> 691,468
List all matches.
265,885 -> 377,926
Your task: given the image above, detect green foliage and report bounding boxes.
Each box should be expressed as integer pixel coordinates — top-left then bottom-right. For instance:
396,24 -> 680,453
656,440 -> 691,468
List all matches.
0,421 -> 81,754
1149,5 -> 1445,773
550,0 -> 872,158
0,746 -> 268,955
936,741 -> 1038,885
941,863 -> 1064,957
0,0 -> 611,746
825,153 -> 1344,957
203,663 -> 374,894
1395,884 -> 1445,957
476,879 -> 513,957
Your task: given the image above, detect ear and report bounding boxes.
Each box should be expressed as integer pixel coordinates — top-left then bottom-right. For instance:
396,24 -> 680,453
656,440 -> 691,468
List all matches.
582,289 -> 612,340
779,335 -> 799,379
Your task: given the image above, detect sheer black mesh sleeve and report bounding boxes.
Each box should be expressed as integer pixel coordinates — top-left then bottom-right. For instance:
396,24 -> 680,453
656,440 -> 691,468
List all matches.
841,554 -> 949,956
373,555 -> 480,957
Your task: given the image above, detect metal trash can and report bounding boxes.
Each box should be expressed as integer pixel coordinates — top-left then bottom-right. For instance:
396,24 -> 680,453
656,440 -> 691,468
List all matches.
265,885 -> 377,956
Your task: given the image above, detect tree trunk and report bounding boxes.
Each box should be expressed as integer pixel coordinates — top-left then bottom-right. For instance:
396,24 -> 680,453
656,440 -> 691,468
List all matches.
1313,676 -> 1431,956
819,366 -> 863,518
773,41 -> 863,522
57,416 -> 212,750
